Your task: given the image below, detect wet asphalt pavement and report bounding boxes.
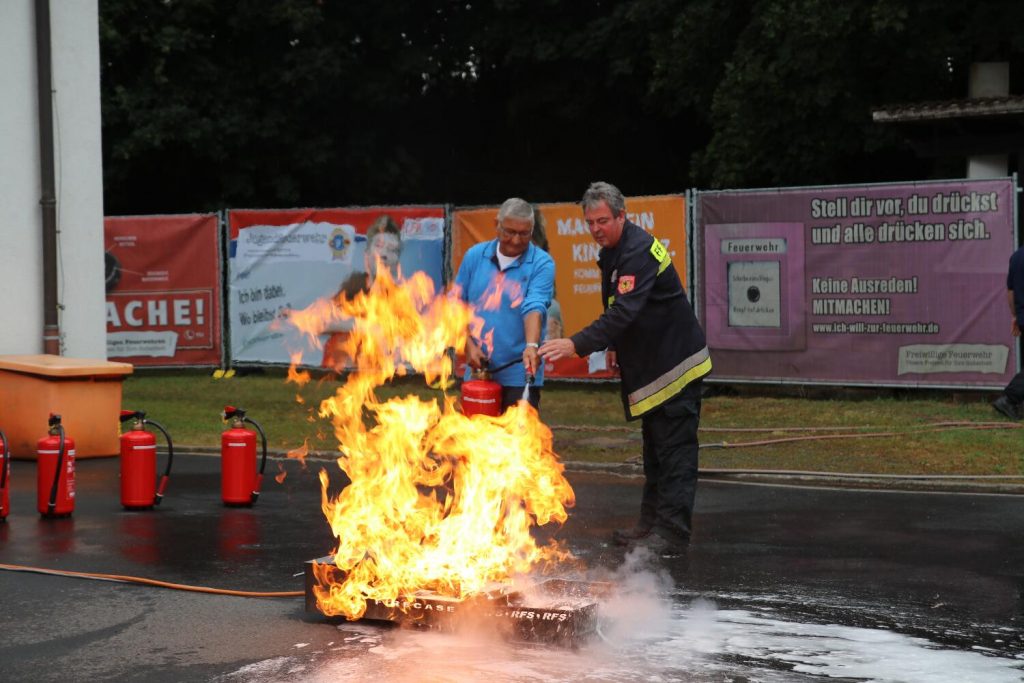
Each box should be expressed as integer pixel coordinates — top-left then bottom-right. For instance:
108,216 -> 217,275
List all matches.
0,453 -> 1022,682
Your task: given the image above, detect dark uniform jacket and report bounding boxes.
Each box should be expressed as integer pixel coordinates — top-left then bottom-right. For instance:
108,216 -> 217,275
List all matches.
1009,245 -> 1024,328
570,221 -> 711,420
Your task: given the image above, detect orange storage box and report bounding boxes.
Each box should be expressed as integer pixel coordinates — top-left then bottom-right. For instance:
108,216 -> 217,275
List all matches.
0,354 -> 133,459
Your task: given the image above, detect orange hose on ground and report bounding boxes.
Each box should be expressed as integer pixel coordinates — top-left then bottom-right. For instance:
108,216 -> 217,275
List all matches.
0,562 -> 302,597
701,422 -> 1020,449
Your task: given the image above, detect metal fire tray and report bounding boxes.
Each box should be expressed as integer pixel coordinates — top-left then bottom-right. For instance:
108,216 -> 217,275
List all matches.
304,556 -> 609,645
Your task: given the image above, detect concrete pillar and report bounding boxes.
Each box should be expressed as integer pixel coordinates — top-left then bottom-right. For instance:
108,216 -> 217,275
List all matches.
968,62 -> 1009,98
966,62 -> 1009,178
968,154 -> 1010,179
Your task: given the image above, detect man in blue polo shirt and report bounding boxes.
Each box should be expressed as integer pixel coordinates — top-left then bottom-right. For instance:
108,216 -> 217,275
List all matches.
455,197 -> 555,411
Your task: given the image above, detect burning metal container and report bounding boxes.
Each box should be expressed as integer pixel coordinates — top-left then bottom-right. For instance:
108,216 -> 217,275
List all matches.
305,556 -> 608,646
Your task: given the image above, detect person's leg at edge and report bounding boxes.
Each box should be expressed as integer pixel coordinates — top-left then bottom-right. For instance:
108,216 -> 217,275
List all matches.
994,371 -> 1024,419
1004,372 -> 1024,404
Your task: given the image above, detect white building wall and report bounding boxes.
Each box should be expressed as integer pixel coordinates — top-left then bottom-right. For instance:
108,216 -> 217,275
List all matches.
50,2 -> 106,358
0,1 -> 106,359
0,1 -> 44,355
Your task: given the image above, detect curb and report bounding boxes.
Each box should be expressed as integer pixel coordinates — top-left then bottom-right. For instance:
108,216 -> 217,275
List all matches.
176,448 -> 1024,495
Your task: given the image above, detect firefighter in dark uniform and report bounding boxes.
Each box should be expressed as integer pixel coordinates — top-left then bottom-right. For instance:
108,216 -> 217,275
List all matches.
539,181 -> 712,553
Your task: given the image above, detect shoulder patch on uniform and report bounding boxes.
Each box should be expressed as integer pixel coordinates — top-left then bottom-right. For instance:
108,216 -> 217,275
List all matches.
649,239 -> 668,262
617,275 -> 635,294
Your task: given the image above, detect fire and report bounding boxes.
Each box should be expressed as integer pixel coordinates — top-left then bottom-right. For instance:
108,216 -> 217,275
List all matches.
287,352 -> 311,388
275,441 -> 309,484
286,440 -> 310,467
480,272 -> 522,311
287,268 -> 575,620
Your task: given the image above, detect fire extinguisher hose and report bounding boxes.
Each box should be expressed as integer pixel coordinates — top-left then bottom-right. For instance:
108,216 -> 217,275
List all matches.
0,428 -> 8,490
48,425 -> 65,514
487,357 -> 520,374
0,562 -> 303,598
143,418 -> 174,506
243,416 -> 268,504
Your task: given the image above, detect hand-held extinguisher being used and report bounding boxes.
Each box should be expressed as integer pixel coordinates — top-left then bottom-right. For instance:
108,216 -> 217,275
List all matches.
220,406 -> 268,507
0,428 -> 10,522
37,414 -> 75,518
461,357 -> 518,417
119,410 -> 174,510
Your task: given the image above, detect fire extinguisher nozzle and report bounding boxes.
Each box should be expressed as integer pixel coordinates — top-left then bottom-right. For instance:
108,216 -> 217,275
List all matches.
250,473 -> 264,505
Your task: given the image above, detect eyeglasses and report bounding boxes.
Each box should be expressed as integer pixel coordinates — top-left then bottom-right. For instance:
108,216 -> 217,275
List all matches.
498,225 -> 533,240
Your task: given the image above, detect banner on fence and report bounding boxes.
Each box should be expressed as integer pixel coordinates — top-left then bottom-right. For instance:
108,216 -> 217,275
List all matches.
697,178 -> 1017,387
452,195 -> 687,379
227,207 -> 445,366
104,214 -> 223,366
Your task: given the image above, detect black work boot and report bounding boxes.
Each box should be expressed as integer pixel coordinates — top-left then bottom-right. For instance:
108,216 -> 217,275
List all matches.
992,395 -> 1022,420
629,531 -> 690,559
612,524 -> 653,546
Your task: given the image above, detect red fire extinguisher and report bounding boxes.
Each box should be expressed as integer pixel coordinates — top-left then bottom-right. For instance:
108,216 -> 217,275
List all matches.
37,413 -> 75,518
0,428 -> 10,522
460,357 -> 525,417
461,371 -> 503,417
119,410 -> 175,510
220,406 -> 268,507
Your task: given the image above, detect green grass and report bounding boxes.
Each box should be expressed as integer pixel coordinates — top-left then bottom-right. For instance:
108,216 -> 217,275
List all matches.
121,369 -> 1024,477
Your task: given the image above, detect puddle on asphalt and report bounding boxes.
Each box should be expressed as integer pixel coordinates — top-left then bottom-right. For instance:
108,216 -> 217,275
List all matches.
219,553 -> 1024,683
222,600 -> 1023,681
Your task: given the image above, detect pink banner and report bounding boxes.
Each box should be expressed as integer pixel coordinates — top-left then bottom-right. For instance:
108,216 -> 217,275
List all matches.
698,179 -> 1017,387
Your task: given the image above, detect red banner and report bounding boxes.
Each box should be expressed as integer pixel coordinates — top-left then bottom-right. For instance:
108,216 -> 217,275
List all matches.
104,214 -> 223,366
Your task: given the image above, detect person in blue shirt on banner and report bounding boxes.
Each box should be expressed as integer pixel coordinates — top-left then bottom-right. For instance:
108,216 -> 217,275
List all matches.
321,215 -> 403,370
455,197 -> 555,411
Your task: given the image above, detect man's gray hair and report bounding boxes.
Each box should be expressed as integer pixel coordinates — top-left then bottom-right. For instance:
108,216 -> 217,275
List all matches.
581,181 -> 626,217
497,197 -> 535,227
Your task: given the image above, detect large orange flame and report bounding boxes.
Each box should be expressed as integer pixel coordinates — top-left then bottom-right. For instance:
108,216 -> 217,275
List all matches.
286,268 -> 575,620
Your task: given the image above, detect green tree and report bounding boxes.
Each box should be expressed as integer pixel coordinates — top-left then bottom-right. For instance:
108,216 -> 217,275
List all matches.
654,0 -> 1024,188
100,0 -> 1024,213
100,0 -> 471,212
100,0 -> 707,211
